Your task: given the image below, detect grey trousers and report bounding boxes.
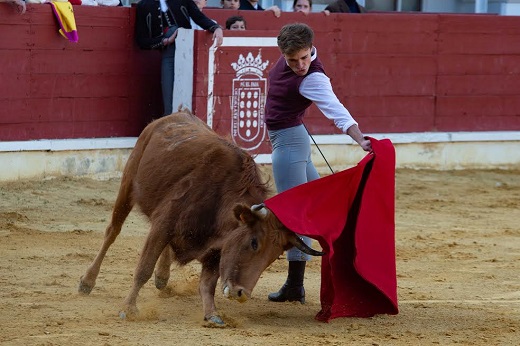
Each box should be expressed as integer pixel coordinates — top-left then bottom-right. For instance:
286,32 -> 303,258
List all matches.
268,124 -> 320,261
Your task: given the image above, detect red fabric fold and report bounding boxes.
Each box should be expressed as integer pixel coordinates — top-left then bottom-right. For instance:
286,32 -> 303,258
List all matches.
264,137 -> 398,321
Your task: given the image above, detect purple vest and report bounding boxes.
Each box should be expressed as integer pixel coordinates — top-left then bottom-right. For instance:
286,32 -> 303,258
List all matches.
264,55 -> 325,130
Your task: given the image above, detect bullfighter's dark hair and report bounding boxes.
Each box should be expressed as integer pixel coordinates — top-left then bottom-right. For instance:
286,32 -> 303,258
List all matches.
277,23 -> 314,56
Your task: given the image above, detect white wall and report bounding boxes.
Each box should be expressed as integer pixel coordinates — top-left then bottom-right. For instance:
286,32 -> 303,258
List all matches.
2,132 -> 519,181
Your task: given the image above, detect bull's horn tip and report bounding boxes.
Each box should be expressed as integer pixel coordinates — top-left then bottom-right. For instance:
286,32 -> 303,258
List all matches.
251,203 -> 265,211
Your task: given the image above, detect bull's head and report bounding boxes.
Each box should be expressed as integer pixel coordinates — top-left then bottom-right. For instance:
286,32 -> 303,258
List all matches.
220,203 -> 324,303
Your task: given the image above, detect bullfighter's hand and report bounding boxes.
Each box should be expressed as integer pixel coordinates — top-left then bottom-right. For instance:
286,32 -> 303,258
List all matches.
346,124 -> 372,152
360,138 -> 372,152
212,27 -> 223,47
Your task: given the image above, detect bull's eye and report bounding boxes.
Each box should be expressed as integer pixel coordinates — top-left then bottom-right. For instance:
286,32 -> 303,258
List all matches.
251,237 -> 258,251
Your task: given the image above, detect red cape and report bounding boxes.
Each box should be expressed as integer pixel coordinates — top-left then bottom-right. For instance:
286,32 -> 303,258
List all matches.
264,137 -> 398,322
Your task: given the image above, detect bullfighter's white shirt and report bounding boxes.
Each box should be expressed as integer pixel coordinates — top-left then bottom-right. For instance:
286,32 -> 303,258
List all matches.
299,47 -> 358,134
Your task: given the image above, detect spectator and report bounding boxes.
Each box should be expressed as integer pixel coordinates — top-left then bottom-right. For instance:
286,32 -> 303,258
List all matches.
324,0 -> 366,14
239,0 -> 281,18
1,0 -> 26,14
264,23 -> 371,304
221,0 -> 239,10
226,15 -> 246,30
135,0 -> 223,117
293,0 -> 311,14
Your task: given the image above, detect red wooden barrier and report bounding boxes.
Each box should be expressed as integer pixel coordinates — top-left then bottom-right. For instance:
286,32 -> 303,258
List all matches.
1,5 -> 519,143
0,3 -> 162,141
196,10 -> 520,137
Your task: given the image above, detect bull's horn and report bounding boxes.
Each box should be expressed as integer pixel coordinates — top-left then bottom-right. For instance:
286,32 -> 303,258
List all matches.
292,236 -> 325,256
251,203 -> 265,211
251,203 -> 267,218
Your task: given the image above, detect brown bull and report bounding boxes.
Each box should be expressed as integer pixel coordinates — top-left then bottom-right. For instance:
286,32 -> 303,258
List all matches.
78,111 -> 323,325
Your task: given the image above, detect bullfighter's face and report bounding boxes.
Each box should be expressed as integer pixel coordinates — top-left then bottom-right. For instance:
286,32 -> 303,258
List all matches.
283,47 -> 312,76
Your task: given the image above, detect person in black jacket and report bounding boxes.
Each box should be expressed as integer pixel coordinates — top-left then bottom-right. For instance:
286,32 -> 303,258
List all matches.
135,0 -> 223,116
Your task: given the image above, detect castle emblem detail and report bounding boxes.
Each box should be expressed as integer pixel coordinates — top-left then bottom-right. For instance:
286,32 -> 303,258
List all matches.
230,52 -> 269,151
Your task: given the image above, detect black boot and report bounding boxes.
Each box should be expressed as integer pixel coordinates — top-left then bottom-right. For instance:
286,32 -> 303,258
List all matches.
268,261 -> 306,304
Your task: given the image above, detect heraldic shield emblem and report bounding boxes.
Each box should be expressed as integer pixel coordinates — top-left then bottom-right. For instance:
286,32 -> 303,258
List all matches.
230,52 -> 269,151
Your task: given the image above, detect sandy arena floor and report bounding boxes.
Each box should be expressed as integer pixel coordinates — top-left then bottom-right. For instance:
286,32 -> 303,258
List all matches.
0,168 -> 519,345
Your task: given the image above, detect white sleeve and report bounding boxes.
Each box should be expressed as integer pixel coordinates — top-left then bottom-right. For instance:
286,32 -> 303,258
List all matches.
299,72 -> 358,133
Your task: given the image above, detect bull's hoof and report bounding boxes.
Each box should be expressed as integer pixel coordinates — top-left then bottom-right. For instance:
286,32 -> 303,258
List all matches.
204,315 -> 225,327
78,278 -> 93,295
119,306 -> 138,320
154,275 -> 169,290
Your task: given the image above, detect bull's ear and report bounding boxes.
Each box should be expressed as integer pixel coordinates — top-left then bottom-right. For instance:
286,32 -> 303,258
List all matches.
233,204 -> 258,226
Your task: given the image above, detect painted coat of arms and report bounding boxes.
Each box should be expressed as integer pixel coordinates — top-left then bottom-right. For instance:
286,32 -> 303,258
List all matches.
230,52 -> 269,151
